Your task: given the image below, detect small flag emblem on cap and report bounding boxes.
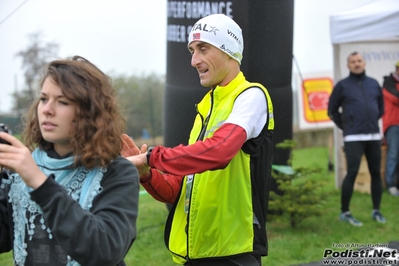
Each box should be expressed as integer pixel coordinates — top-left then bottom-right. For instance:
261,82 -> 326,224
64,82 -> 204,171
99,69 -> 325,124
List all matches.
193,33 -> 200,40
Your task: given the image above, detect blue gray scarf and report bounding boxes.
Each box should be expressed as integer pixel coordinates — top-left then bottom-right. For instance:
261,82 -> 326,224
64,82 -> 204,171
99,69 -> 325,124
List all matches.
1,148 -> 105,266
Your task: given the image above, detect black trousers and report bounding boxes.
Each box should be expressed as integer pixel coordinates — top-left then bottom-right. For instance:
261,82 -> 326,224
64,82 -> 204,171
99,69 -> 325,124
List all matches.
341,140 -> 382,212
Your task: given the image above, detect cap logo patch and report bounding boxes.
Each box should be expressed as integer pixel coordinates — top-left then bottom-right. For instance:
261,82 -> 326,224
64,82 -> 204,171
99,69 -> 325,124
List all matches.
193,33 -> 201,40
191,23 -> 219,35
227,29 -> 242,47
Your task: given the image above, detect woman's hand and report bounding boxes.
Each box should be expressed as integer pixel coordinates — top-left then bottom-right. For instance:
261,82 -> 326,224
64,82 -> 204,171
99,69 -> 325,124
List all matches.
0,132 -> 47,189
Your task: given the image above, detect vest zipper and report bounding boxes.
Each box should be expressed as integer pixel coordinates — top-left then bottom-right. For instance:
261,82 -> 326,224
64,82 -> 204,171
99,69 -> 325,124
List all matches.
185,90 -> 214,261
197,90 -> 214,141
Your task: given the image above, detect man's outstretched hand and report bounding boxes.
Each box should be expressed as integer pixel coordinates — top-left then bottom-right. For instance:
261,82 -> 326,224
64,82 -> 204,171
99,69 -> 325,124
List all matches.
121,134 -> 151,180
121,134 -> 148,157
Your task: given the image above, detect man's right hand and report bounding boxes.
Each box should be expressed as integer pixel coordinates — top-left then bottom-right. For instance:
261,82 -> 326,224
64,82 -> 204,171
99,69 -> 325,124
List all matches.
121,134 -> 152,181
127,153 -> 151,181
121,134 -> 148,157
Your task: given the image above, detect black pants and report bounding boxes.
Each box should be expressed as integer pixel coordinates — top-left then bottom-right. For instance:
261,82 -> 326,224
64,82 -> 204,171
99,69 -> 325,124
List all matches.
341,140 -> 382,212
184,254 -> 262,266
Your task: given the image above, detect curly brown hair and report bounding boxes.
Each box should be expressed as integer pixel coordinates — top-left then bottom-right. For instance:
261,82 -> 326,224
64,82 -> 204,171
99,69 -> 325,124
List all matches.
22,56 -> 125,168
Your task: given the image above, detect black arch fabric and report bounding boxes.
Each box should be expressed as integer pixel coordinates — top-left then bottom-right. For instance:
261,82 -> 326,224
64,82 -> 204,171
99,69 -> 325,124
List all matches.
164,0 -> 294,168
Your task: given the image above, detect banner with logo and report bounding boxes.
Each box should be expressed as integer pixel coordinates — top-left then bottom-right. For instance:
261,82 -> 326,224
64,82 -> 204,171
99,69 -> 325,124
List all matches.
296,71 -> 335,130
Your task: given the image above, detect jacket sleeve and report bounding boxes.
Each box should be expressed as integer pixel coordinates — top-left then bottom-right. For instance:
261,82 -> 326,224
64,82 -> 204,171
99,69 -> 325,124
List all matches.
0,172 -> 12,254
328,82 -> 343,129
141,123 -> 247,204
149,123 -> 247,176
141,169 -> 183,204
30,156 -> 139,266
383,88 -> 399,106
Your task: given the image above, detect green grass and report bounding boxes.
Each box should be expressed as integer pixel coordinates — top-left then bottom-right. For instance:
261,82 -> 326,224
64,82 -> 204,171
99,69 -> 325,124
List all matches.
264,147 -> 398,265
1,147 -> 398,265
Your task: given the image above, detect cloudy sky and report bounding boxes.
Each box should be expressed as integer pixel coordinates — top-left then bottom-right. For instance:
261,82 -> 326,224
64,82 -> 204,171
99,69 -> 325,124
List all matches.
0,0 -> 371,113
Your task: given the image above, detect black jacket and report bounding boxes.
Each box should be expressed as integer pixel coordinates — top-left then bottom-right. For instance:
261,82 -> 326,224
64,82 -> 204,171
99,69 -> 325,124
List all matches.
0,154 -> 139,266
328,72 -> 384,136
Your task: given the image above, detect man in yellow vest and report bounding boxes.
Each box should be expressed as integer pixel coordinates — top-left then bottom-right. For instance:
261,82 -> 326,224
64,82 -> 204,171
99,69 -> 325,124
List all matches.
123,14 -> 274,266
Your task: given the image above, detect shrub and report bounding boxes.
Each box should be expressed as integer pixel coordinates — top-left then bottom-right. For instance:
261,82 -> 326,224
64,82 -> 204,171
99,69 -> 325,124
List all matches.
268,140 -> 329,228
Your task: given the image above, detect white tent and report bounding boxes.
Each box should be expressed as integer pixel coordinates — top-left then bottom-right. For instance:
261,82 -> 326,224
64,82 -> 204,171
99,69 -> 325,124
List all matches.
331,0 -> 399,44
330,0 -> 399,189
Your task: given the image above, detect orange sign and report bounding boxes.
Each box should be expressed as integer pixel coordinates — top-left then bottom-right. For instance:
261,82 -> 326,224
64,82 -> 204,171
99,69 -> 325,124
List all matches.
301,78 -> 333,123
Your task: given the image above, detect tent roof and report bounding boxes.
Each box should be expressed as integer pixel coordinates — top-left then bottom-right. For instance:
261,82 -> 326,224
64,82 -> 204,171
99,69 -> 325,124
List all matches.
330,0 -> 399,44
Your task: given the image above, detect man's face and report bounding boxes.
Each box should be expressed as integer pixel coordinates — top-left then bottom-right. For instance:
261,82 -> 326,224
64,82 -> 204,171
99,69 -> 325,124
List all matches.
347,54 -> 366,74
188,41 -> 232,87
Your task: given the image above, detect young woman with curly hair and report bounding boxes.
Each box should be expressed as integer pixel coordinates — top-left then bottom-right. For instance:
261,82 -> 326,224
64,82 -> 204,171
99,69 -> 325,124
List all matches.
0,56 -> 139,266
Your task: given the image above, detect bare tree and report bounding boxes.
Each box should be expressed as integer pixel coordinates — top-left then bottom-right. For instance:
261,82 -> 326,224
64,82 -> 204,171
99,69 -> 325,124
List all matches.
13,32 -> 59,112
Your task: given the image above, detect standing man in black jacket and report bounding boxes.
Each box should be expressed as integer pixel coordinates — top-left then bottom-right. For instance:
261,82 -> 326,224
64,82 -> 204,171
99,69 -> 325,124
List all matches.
328,51 -> 385,227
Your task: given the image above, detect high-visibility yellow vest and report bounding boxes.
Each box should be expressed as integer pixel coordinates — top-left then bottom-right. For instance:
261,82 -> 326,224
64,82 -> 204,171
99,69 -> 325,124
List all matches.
165,72 -> 274,264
